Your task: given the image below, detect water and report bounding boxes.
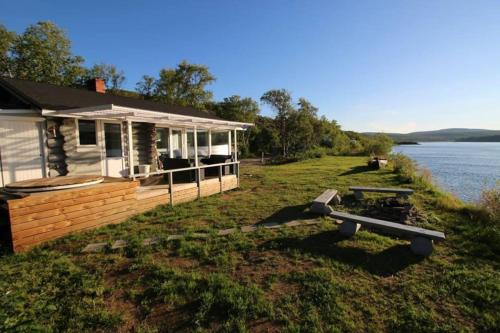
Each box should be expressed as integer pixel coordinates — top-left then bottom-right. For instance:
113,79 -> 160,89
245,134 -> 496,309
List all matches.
392,142 -> 500,202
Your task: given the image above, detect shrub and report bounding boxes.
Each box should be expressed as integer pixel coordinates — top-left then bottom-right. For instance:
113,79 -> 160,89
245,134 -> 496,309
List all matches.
362,134 -> 393,156
390,153 -> 417,183
478,183 -> 500,223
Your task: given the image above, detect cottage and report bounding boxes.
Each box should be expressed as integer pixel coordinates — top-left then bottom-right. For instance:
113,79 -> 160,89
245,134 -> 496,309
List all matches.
0,77 -> 251,184
0,77 -> 251,252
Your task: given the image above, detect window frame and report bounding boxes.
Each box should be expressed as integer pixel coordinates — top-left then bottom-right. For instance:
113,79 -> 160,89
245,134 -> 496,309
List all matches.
76,119 -> 98,147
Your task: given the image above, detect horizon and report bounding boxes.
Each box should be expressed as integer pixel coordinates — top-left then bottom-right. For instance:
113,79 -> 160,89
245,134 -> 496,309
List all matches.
1,0 -> 500,132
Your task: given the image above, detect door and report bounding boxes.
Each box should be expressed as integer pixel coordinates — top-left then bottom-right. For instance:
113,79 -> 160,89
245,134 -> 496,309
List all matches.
0,119 -> 45,186
103,122 -> 125,177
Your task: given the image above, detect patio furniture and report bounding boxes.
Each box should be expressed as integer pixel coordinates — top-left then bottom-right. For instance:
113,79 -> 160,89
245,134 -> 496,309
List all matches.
310,189 -> 341,214
349,186 -> 414,200
201,154 -> 233,177
329,210 -> 445,256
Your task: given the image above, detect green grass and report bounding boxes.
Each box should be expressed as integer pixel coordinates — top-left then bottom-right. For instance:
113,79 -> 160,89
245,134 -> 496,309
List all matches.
0,156 -> 498,332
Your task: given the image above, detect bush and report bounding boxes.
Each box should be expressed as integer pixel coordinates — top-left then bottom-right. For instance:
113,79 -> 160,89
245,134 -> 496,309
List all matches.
362,134 -> 393,156
478,183 -> 500,223
390,153 -> 417,183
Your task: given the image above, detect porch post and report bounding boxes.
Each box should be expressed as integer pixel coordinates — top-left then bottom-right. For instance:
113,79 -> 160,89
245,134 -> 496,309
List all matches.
182,128 -> 188,158
127,120 -> 135,179
168,127 -> 173,158
208,129 -> 212,156
234,129 -> 238,162
194,126 -> 201,198
194,126 -> 199,167
228,131 -> 232,156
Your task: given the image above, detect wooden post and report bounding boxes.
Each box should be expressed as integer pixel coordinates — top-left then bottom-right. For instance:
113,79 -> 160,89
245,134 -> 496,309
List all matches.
219,165 -> 223,193
236,163 -> 240,187
127,120 -> 135,179
168,171 -> 173,207
234,129 -> 238,162
194,126 -> 198,167
168,127 -> 173,158
197,168 -> 201,198
182,128 -> 188,158
228,131 -> 232,155
208,129 -> 212,156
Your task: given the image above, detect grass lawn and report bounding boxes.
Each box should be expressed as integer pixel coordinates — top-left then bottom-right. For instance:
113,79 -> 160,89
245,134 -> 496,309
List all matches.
1,156 -> 498,332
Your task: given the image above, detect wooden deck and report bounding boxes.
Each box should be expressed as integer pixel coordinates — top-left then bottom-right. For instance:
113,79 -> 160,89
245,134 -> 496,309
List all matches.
4,175 -> 238,252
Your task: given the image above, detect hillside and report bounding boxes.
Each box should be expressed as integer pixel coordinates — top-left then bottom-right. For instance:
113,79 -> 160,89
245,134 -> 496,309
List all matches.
365,128 -> 500,142
456,135 -> 500,142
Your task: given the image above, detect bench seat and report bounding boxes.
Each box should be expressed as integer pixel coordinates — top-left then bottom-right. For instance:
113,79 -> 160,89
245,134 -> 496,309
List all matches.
330,210 -> 445,256
310,189 -> 341,214
349,186 -> 414,200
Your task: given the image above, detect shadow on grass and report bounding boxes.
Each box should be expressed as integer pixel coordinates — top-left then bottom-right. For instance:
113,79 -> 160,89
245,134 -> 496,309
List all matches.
256,204 -> 313,226
259,230 -> 423,277
339,165 -> 372,176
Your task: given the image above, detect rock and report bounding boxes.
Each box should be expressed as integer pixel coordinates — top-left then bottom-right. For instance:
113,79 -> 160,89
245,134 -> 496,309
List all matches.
284,220 -> 302,227
111,240 -> 127,249
218,228 -> 238,236
241,225 -> 257,233
143,238 -> 159,245
82,242 -> 107,253
339,221 -> 361,237
410,237 -> 433,256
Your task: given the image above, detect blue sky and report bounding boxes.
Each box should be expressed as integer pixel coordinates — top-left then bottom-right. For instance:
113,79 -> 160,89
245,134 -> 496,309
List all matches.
2,0 -> 500,132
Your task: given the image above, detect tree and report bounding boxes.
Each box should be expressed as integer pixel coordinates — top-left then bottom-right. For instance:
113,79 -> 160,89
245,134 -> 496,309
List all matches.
136,75 -> 156,99
0,25 -> 16,77
260,89 -> 294,156
286,98 -> 318,153
213,95 -> 260,156
250,116 -> 280,155
152,60 -> 215,109
9,21 -> 85,86
85,63 -> 125,91
364,133 -> 393,156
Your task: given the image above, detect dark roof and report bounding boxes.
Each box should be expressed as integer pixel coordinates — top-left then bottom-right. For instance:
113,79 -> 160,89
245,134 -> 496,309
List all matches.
0,77 -> 223,121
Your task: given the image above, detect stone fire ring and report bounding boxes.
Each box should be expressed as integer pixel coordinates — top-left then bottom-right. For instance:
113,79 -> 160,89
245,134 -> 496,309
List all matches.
5,175 -> 104,193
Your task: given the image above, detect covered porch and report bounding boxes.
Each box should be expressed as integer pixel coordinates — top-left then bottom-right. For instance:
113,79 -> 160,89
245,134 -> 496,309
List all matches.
42,104 -> 251,205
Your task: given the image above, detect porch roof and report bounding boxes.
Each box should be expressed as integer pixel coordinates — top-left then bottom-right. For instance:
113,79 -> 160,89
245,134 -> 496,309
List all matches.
42,104 -> 252,130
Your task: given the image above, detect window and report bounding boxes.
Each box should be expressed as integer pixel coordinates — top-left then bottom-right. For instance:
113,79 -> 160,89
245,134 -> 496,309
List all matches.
156,128 -> 169,155
78,120 -> 97,145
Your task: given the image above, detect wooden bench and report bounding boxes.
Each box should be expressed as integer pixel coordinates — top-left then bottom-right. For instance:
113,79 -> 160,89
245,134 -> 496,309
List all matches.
349,186 -> 414,200
329,210 -> 445,256
310,189 -> 341,215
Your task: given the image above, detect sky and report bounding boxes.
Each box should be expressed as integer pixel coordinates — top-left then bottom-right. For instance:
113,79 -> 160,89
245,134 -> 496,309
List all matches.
1,0 -> 500,133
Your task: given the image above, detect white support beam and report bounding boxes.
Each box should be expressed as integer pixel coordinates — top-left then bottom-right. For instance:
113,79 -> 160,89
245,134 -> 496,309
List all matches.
127,120 -> 135,179
208,129 -> 212,156
168,127 -> 173,158
182,128 -> 188,158
228,131 -> 232,155
194,126 -> 199,167
234,129 -> 238,162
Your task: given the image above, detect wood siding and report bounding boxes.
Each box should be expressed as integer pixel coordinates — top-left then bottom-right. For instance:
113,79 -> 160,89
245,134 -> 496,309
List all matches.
6,175 -> 238,252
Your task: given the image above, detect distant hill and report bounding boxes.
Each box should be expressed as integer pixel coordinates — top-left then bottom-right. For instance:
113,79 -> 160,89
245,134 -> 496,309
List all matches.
364,128 -> 500,142
456,135 -> 500,142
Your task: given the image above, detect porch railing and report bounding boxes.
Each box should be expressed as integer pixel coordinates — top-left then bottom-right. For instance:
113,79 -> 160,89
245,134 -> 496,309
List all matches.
130,161 -> 240,207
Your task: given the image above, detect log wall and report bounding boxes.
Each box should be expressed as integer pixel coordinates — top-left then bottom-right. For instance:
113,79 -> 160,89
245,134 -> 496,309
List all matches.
6,175 -> 239,252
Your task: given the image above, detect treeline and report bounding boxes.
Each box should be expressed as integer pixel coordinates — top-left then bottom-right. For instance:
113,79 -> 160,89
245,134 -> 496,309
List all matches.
0,21 -> 392,159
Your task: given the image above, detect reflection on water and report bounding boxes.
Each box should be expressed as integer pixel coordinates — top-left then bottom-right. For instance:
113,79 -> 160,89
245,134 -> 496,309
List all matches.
393,142 -> 500,202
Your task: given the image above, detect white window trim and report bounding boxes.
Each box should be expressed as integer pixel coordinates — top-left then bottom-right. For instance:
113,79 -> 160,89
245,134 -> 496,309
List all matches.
75,119 -> 99,148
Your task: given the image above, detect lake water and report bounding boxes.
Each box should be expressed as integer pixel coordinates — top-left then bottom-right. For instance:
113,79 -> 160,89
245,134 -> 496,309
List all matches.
392,142 -> 500,202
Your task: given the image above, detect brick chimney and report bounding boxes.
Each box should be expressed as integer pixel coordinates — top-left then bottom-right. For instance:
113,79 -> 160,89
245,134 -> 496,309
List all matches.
87,78 -> 106,93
